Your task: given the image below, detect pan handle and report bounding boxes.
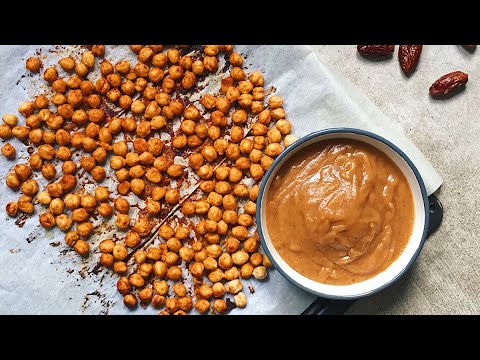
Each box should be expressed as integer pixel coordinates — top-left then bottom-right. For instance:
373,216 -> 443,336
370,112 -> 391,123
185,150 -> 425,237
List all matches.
302,194 -> 444,315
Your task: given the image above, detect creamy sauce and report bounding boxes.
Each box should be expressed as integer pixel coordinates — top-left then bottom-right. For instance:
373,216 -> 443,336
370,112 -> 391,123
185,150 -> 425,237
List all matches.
266,139 -> 414,285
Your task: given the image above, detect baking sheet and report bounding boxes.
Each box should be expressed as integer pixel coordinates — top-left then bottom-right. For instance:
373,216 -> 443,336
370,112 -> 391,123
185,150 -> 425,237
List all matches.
0,45 -> 442,315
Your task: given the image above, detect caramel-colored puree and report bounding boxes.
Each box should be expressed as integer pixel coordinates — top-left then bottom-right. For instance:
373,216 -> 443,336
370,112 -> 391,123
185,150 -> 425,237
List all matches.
266,139 -> 414,285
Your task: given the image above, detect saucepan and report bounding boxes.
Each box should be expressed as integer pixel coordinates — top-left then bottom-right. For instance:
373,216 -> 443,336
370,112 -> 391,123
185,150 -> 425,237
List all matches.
256,128 -> 442,306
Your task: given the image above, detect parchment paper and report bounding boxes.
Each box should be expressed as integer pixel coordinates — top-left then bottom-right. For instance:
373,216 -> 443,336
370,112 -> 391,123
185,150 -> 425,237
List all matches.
0,45 -> 442,315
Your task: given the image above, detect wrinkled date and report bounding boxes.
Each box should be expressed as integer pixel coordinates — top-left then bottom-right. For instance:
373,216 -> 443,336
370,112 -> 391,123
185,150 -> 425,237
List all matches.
357,45 -> 395,56
429,71 -> 468,97
399,45 -> 423,75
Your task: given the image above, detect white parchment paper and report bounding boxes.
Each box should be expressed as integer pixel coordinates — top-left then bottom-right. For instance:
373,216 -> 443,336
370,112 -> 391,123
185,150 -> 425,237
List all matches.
0,45 -> 442,315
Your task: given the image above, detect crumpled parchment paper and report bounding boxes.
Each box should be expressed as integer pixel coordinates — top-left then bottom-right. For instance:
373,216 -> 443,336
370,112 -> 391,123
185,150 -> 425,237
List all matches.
0,45 -> 442,315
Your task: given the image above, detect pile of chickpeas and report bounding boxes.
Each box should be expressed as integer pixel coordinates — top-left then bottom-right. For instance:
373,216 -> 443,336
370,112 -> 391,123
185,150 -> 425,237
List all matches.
2,45 -> 297,315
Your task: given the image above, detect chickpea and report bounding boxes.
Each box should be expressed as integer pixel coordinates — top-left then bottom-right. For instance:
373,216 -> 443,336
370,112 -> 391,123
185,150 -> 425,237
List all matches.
50,79 -> 67,94
213,166 -> 229,183
267,95 -> 284,109
186,153 -> 203,171
249,163 -> 264,181
248,253 -> 263,268
226,143 -> 240,161
76,222 -> 94,238
0,124 -> 12,139
275,119 -> 292,135
203,56 -> 218,72
147,187 -> 165,203
45,183 -> 62,199
194,248 -> 208,263
26,115 -> 42,130
20,179 -> 38,196
98,239 -> 115,254
239,263 -> 254,279
206,192 -> 222,207
188,134 -> 201,147
59,174 -> 77,194
216,220 -> 228,235
243,238 -> 258,254
153,280 -> 169,296
226,86 -> 240,103
132,250 -> 147,265
217,253 -> 233,270
171,134 -> 186,149
1,143 -> 15,159
214,181 -> 230,195
192,241 -> 203,252
148,261 -> 167,280
251,265 -> 268,280
39,212 -> 55,229
67,76 -> 81,89
64,194 -> 81,210
206,244 -> 222,259
2,113 -> 17,127
74,240 -> 89,257
232,184 -> 248,198
195,299 -> 210,314
177,247 -> 193,263
164,252 -> 178,266
43,66 -> 58,83
165,188 -> 179,205
232,292 -> 247,308
26,56 -> 41,72
12,126 -> 30,141
237,214 -> 253,228
5,202 -> 19,217
223,211 -> 238,226
58,56 -> 75,71
203,257 -> 217,271
115,214 -> 130,230
98,203 -> 113,218
225,279 -> 242,294
62,232 -> 78,248
41,164 -> 56,181
175,226 -> 190,241
133,218 -> 151,237
13,164 -> 30,182
138,263 -> 153,278
228,167 -> 242,183
189,59 -> 204,76
238,94 -> 253,108
71,208 -> 89,224
127,273 -> 145,289
228,52 -> 242,66
189,262 -> 205,278
115,277 -> 132,296
197,164 -> 213,180
80,80 -> 95,96
238,80 -> 253,94
111,261 -> 127,274
167,266 -> 182,281
170,283 -> 186,298
252,87 -> 265,102
208,269 -> 224,284
165,164 -> 182,179
74,62 -> 88,78
231,67 -> 245,82
193,200 -> 209,215
124,231 -> 141,249
199,180 -> 215,193
213,299 -> 227,314
123,294 -> 138,309
96,253 -> 113,268
265,143 -> 283,157
280,133 -> 297,147
232,251 -> 249,266
223,195 -> 237,211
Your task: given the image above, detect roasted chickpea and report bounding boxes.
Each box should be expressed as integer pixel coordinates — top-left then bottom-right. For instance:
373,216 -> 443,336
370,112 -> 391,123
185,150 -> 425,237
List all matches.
213,299 -> 228,314
195,299 -> 210,314
74,239 -> 89,256
39,212 -> 56,229
138,263 -> 153,278
265,143 -> 283,157
239,262 -> 254,279
113,197 -> 129,214
61,161 -> 76,176
2,113 -> 17,127
250,252 -> 263,267
74,62 -> 88,78
203,257 -> 217,271
226,143 -> 240,161
197,164 -> 213,180
166,266 -> 182,281
115,214 -> 130,230
251,266 -> 267,280
281,134 -> 298,147
5,201 -> 19,217
199,180 -> 215,193
238,80 -> 253,94
133,217 -> 151,237
26,56 -> 41,72
232,250 -> 249,266
164,188 -> 179,205
12,126 -> 30,141
1,143 -> 15,159
20,178 -> 38,196
64,231 -> 78,247
10,166 -> 28,186
212,282 -> 225,298
112,261 -> 127,274
206,244 -> 222,259
203,56 -> 218,72
223,237 -> 239,254
231,66 -> 245,81
213,181 -> 230,196
0,124 -> 12,140
121,293 -> 137,309
116,277 -> 132,296
67,76 -> 82,89
43,66 -> 58,83
194,248 -> 208,263
40,163 -> 55,181
98,202 -> 113,217
97,253 -> 113,268
187,261 -> 204,278
76,221 -> 94,238
26,115 -> 42,129
276,119 -> 292,135
71,208 -> 89,223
